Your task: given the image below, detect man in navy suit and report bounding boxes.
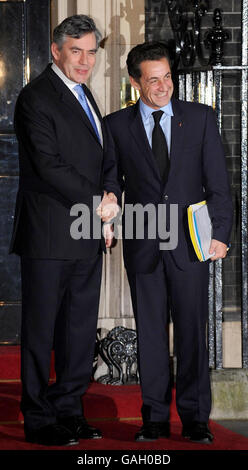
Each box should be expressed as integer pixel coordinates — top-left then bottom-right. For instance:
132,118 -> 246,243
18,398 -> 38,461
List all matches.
10,15 -> 116,446
103,42 -> 233,444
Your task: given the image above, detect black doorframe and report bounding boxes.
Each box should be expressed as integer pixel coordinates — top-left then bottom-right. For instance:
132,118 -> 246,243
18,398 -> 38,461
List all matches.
0,0 -> 51,344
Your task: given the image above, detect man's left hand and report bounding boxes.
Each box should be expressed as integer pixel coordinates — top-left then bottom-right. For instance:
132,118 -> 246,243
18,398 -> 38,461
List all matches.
103,223 -> 115,248
209,239 -> 228,261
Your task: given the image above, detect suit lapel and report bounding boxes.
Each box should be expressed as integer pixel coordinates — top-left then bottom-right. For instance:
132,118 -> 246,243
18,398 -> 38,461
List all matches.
46,65 -> 102,147
83,84 -> 106,148
129,101 -> 161,180
83,85 -> 102,123
167,98 -> 185,187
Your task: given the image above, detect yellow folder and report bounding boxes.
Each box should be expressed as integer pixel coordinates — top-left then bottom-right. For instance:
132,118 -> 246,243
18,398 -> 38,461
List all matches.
187,200 -> 212,262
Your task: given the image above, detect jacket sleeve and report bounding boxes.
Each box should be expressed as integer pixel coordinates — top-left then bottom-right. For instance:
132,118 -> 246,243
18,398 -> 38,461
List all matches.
103,117 -> 123,207
202,106 -> 233,245
15,89 -> 102,208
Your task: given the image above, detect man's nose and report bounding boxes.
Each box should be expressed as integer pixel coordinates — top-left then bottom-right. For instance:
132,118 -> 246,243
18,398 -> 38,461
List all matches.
79,51 -> 87,64
157,79 -> 168,90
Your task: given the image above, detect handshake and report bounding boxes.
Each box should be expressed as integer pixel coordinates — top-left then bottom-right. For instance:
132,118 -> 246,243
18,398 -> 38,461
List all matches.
96,191 -> 120,248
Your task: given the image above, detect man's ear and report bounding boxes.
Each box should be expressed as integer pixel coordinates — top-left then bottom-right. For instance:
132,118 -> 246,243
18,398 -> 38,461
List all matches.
51,42 -> 60,61
129,75 -> 140,91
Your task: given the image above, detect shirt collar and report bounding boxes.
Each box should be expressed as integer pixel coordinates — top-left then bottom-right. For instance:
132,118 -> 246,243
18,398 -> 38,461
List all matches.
139,98 -> 174,121
51,63 -> 79,91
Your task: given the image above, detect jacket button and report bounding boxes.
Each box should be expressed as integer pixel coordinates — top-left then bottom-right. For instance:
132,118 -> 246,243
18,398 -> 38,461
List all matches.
164,195 -> 169,200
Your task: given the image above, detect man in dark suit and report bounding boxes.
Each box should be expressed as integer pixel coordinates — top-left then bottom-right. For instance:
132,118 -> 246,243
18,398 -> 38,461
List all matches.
103,42 -> 233,444
10,15 -> 116,446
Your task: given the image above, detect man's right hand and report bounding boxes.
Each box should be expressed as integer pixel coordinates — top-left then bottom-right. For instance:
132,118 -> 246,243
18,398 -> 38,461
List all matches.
96,191 -> 120,223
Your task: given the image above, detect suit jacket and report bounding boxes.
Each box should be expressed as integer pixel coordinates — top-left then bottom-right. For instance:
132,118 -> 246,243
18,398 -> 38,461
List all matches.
104,98 -> 233,273
10,64 -> 105,259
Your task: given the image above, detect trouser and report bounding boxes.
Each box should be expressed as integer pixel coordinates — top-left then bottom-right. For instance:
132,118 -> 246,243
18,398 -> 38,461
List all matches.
127,252 -> 211,424
20,255 -> 102,432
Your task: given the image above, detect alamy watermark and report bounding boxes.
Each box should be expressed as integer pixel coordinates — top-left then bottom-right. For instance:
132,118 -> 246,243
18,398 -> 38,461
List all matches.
70,196 -> 178,251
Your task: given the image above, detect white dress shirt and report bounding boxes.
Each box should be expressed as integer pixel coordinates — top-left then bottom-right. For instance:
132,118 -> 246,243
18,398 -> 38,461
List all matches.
51,63 -> 103,145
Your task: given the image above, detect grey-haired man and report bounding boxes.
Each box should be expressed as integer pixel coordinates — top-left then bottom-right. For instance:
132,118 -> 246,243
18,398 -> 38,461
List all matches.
10,15 -> 116,446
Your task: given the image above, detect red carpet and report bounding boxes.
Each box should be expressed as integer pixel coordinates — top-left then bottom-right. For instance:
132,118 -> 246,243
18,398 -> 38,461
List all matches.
1,346 -> 248,454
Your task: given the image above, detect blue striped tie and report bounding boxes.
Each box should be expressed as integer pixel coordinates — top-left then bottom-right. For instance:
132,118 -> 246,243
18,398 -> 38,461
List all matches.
74,84 -> 101,142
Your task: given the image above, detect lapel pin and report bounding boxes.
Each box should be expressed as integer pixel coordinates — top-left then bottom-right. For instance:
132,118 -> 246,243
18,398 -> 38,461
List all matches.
179,122 -> 182,127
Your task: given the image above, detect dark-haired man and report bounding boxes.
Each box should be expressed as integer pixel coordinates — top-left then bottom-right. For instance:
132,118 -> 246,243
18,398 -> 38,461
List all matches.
103,42 -> 233,444
10,15 -> 116,446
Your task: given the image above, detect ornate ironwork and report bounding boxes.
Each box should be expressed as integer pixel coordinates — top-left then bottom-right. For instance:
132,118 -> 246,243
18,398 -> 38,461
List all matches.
204,9 -> 230,65
165,1 -> 230,69
240,0 -> 248,369
177,0 -> 248,368
97,326 -> 139,385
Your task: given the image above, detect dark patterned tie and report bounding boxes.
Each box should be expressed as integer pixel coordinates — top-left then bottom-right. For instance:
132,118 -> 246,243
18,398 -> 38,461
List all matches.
152,110 -> 170,183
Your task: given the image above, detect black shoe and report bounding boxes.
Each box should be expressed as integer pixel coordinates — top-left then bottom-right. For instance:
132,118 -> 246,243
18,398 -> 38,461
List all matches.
25,423 -> 79,446
135,421 -> 170,442
59,416 -> 102,440
182,422 -> 213,444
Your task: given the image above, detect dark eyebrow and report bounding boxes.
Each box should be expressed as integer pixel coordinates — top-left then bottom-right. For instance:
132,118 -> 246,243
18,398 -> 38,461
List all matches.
148,72 -> 171,81
70,47 -> 97,53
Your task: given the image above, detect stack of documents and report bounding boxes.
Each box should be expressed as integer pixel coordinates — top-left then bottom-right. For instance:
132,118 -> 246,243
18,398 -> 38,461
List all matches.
187,201 -> 213,262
